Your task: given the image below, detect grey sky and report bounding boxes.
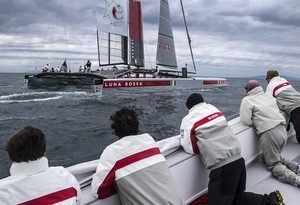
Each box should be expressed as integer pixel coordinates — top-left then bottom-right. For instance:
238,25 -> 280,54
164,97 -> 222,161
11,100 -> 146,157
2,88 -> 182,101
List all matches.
0,0 -> 299,77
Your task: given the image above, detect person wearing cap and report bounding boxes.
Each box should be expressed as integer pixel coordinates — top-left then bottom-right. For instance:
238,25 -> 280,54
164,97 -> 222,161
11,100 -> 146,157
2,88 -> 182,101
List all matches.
265,69 -> 300,144
0,126 -> 81,205
91,107 -> 184,204
180,93 -> 284,205
240,80 -> 300,187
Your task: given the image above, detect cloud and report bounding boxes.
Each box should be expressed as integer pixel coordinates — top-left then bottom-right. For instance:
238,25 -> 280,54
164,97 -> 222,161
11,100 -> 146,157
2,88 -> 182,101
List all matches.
0,0 -> 299,78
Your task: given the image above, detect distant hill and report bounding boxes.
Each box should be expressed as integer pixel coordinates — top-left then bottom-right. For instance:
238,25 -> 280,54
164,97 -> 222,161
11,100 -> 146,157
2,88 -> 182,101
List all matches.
250,75 -> 300,80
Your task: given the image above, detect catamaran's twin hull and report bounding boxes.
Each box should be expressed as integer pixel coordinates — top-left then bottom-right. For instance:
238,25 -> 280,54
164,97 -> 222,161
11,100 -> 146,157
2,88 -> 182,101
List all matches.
25,73 -> 105,90
95,77 -> 228,94
68,117 -> 300,205
25,73 -> 228,93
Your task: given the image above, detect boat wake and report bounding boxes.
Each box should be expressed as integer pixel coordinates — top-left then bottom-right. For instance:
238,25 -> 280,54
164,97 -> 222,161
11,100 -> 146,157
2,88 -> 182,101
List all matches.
0,91 -> 92,104
0,116 -> 36,122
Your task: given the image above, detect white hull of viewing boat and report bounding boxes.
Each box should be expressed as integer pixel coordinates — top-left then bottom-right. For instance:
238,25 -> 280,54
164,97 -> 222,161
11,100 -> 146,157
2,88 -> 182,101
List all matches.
67,117 -> 300,205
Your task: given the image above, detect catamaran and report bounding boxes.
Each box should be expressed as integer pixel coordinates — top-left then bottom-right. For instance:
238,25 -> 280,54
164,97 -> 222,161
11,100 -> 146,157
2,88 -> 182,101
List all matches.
25,0 -> 228,93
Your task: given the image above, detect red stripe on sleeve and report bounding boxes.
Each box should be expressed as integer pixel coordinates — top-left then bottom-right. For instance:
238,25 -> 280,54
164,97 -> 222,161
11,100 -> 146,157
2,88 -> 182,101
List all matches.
190,112 -> 224,153
97,147 -> 161,199
273,82 -> 290,97
18,187 -> 77,205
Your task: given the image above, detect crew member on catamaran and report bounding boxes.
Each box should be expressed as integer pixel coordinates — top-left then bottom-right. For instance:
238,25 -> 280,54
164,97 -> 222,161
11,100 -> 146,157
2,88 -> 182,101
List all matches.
55,66 -> 60,72
61,59 -> 68,72
43,63 -> 50,72
85,60 -> 91,73
152,67 -> 160,78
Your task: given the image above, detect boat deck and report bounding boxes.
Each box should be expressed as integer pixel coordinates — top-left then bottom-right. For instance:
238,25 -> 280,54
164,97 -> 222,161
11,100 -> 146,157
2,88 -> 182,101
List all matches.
91,69 -> 128,79
246,136 -> 300,205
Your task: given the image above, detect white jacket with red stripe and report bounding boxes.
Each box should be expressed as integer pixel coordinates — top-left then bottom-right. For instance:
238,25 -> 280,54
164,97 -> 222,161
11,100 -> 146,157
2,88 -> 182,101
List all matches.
266,76 -> 300,114
240,86 -> 286,135
0,157 -> 81,205
91,133 -> 183,205
180,102 -> 241,170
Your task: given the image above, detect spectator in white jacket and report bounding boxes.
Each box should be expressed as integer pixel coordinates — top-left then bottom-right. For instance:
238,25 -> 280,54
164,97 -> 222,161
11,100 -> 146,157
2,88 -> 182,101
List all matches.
180,93 -> 284,205
240,80 -> 300,187
91,107 -> 183,204
0,126 -> 81,205
266,69 -> 300,144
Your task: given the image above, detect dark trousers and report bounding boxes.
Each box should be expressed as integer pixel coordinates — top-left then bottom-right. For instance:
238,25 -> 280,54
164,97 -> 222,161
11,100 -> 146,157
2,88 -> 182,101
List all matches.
291,107 -> 300,143
208,158 -> 268,205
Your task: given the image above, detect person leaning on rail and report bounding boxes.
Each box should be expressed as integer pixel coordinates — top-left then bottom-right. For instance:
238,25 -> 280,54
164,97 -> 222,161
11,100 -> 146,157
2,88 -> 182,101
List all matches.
180,93 -> 285,205
0,126 -> 81,205
265,69 -> 300,144
91,107 -> 184,204
240,80 -> 300,187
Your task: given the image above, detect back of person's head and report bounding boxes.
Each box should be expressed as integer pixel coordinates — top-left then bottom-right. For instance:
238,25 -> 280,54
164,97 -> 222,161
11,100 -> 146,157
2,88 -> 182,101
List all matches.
186,93 -> 204,110
5,126 -> 46,163
110,107 -> 139,138
245,80 -> 260,92
266,69 -> 279,80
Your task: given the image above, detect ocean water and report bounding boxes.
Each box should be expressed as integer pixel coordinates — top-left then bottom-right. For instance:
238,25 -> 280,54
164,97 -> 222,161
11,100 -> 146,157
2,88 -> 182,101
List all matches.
0,73 -> 298,179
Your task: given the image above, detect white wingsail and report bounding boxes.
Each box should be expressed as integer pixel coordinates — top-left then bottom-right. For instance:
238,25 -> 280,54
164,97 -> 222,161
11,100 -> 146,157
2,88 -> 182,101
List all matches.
95,0 -> 187,70
96,0 -> 128,37
96,0 -> 144,67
